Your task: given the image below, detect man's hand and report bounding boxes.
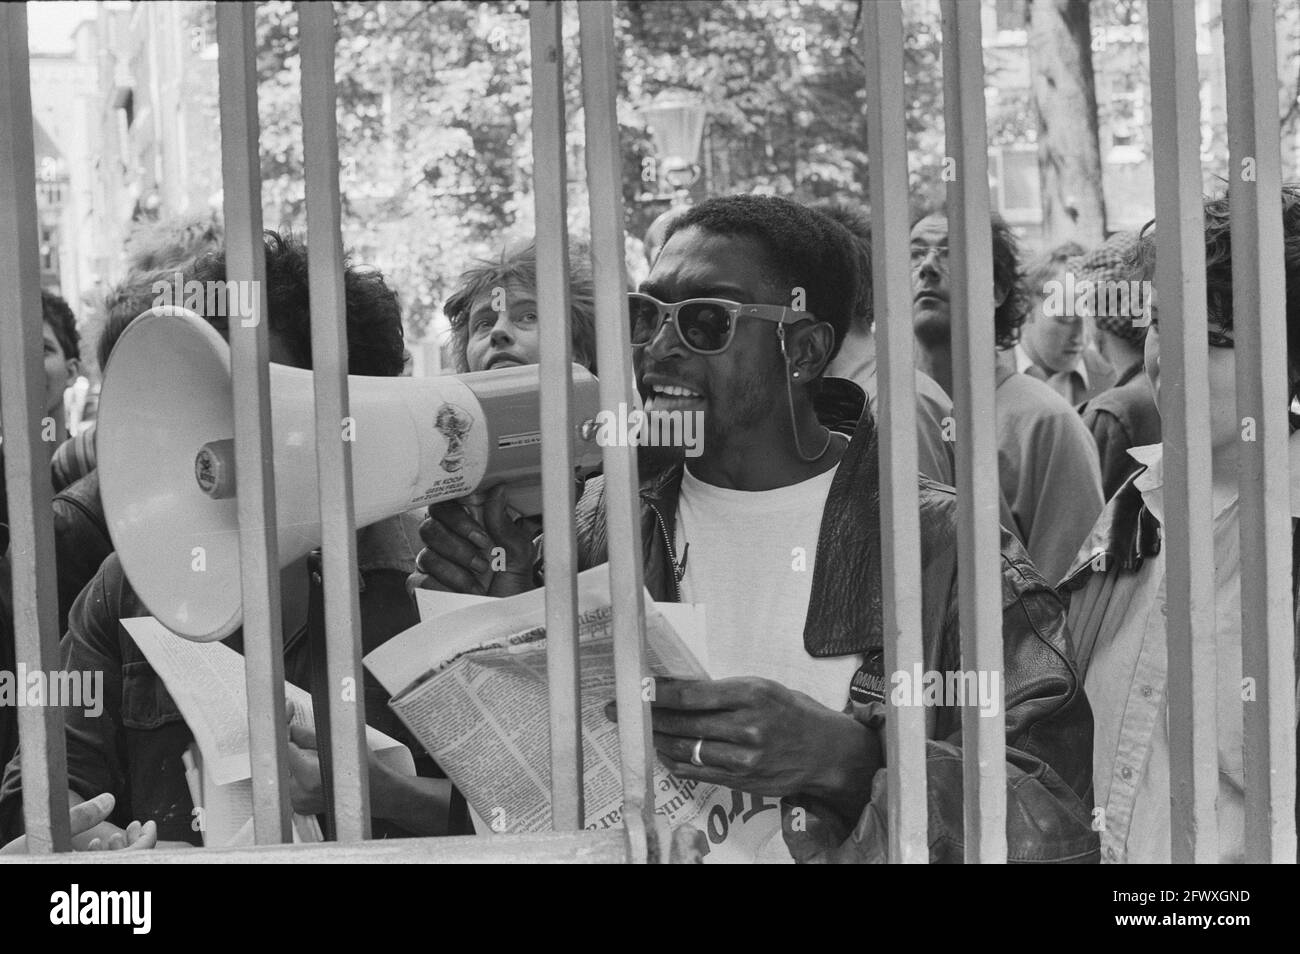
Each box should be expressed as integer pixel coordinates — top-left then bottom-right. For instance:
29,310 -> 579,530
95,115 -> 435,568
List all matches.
84,818 -> 157,852
287,708 -> 448,831
410,485 -> 536,597
606,677 -> 881,825
0,793 -> 158,855
286,720 -> 326,816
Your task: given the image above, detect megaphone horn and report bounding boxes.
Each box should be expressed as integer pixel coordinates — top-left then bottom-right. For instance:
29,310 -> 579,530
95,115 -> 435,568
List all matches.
97,307 -> 602,642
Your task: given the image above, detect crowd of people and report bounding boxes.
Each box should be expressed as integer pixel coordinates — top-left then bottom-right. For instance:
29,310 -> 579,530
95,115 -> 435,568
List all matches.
2,182 -> 1297,864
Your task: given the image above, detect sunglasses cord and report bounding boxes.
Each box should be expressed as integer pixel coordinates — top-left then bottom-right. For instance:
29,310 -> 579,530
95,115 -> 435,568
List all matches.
778,324 -> 834,463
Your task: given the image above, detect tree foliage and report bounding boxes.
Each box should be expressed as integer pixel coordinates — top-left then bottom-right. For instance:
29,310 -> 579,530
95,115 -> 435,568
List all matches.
210,0 -> 990,342
180,0 -> 1300,344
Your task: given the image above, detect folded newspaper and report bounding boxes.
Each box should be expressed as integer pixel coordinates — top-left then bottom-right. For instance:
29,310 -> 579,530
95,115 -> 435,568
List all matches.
124,616 -> 415,847
364,567 -> 717,833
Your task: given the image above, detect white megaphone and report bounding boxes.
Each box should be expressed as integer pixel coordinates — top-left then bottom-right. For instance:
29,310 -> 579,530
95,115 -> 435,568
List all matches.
97,307 -> 604,642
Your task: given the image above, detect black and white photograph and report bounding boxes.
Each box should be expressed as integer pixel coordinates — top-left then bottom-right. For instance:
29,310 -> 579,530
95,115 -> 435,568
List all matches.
0,0 -> 1294,921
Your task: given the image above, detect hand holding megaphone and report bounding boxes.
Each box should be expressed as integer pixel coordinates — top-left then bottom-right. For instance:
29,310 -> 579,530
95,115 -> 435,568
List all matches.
413,484 -> 539,598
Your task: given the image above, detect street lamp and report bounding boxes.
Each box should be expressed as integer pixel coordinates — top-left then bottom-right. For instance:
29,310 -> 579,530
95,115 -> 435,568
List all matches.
640,92 -> 708,201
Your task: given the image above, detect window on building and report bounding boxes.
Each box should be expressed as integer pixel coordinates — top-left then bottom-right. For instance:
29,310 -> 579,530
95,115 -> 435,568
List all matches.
994,0 -> 1028,33
988,145 -> 1040,224
114,86 -> 135,128
1102,71 -> 1145,163
39,225 -> 56,272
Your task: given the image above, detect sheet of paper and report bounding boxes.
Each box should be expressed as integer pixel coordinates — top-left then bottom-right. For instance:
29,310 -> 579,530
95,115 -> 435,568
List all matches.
653,602 -> 709,673
365,566 -> 715,834
414,588 -> 495,622
415,577 -> 708,669
124,616 -> 414,785
379,568 -> 710,696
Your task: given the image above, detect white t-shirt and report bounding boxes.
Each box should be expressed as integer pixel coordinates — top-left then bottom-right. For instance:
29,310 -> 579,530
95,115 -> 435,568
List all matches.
674,461 -> 860,863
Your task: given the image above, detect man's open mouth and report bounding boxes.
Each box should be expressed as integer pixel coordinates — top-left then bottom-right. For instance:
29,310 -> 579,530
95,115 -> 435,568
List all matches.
644,382 -> 703,412
487,355 -> 524,370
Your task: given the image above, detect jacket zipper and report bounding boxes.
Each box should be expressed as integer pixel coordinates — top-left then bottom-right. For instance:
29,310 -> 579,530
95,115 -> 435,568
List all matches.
646,500 -> 683,602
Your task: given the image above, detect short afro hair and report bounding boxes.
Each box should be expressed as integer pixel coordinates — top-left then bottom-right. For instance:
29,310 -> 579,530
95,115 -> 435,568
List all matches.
911,204 -> 1029,350
806,197 -> 872,328
41,290 -> 79,363
643,204 -> 691,267
663,194 -> 861,363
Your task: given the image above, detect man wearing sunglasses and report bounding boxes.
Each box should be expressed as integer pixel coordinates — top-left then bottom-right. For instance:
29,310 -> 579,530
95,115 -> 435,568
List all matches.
416,194 -> 1097,863
1059,188 -> 1300,863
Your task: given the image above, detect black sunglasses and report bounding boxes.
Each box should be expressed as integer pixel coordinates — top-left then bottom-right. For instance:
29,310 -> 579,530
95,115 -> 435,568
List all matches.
628,292 -> 812,355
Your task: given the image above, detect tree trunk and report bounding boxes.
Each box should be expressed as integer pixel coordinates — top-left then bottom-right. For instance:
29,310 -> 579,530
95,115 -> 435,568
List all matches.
1027,0 -> 1107,246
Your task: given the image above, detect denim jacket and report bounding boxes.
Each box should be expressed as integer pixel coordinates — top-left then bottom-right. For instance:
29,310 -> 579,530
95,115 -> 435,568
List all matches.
573,379 -> 1099,863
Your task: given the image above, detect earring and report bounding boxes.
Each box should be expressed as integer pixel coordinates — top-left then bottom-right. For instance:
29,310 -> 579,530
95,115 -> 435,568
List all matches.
792,370 -> 800,379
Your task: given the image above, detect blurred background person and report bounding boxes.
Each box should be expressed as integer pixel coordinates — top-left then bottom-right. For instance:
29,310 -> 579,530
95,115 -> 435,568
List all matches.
122,215 -> 222,274
49,216 -> 224,494
1061,187 -> 1300,863
0,290 -> 82,540
1017,242 -> 1117,406
1074,231 -> 1161,500
807,197 -> 955,487
39,290 -> 82,451
910,206 -> 1103,584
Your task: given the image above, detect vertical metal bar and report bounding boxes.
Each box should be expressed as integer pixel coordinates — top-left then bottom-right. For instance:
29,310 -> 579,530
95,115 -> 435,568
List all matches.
299,0 -> 371,843
529,0 -> 584,832
861,0 -> 928,864
577,0 -> 656,864
0,1 -> 71,854
216,1 -> 293,844
1221,0 -> 1297,864
939,0 -> 1007,864
1147,0 -> 1218,864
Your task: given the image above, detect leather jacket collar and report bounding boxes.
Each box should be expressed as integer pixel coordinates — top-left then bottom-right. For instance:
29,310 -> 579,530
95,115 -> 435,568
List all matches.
1058,467 -> 1161,591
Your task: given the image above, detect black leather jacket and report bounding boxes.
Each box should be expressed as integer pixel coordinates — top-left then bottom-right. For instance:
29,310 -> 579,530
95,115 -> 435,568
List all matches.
51,469 -> 114,638
1058,470 -> 1163,592
574,380 -> 1099,863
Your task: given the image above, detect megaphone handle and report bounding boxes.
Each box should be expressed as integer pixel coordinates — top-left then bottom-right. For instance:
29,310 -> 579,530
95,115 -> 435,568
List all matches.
460,491 -> 496,594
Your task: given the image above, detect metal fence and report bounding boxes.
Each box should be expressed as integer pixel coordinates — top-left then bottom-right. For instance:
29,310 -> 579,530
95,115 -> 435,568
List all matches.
0,0 -> 1293,864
